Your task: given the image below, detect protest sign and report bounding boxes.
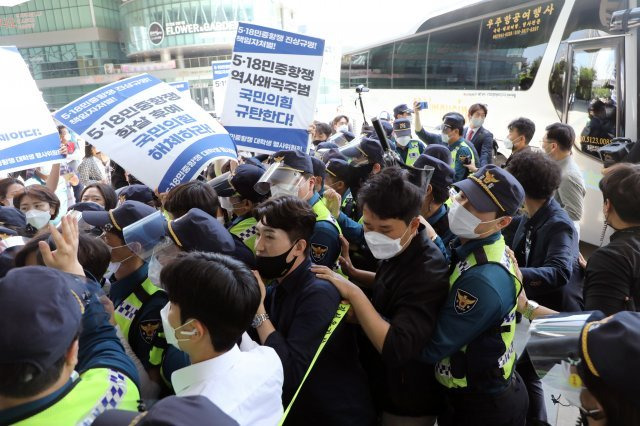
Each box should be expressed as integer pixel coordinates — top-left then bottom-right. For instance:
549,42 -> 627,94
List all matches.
212,60 -> 230,117
169,81 -> 190,93
0,46 -> 64,173
54,74 -> 237,192
222,23 -> 324,154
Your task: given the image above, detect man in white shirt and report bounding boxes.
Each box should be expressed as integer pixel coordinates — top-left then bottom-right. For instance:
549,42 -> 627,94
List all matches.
542,123 -> 586,236
160,251 -> 284,426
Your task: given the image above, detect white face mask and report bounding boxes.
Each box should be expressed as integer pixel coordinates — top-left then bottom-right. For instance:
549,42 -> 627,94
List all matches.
219,196 -> 233,212
470,117 -> 484,128
504,137 -> 514,150
148,255 -> 163,286
337,124 -> 348,133
441,132 -> 450,144
364,224 -> 413,260
270,183 -> 299,198
396,135 -> 411,147
25,209 -> 51,230
160,303 -> 197,350
448,199 -> 500,239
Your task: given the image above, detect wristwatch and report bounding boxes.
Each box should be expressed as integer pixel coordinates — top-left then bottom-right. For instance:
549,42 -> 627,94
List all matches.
523,300 -> 540,321
252,313 -> 270,328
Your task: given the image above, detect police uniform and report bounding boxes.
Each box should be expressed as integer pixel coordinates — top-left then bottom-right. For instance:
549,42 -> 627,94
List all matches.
210,163 -> 266,254
83,201 -> 173,385
393,118 -> 425,166
422,166 -> 528,426
323,158 -> 357,220
0,267 -> 140,425
264,151 -> 342,269
118,184 -> 155,206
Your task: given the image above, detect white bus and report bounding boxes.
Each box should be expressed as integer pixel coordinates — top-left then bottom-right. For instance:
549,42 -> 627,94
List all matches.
339,0 -> 638,246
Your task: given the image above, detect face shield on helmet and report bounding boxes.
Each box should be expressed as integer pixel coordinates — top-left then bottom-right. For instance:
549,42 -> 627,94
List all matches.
339,139 -> 369,167
63,210 -> 94,233
0,236 -> 28,254
254,162 -> 307,196
526,312 -> 599,408
327,132 -> 350,147
122,210 -> 171,260
208,171 -> 235,198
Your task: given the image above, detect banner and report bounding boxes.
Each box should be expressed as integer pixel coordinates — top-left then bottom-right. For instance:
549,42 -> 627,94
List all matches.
168,81 -> 190,93
54,74 -> 237,192
0,46 -> 63,173
212,60 -> 230,118
222,23 -> 324,154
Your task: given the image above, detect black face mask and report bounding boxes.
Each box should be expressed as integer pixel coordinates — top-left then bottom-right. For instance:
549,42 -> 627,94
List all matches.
256,242 -> 299,279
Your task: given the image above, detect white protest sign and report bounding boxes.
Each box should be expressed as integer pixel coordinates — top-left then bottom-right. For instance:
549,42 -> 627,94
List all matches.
54,74 -> 237,192
223,23 -> 324,154
0,46 -> 64,172
212,60 -> 230,118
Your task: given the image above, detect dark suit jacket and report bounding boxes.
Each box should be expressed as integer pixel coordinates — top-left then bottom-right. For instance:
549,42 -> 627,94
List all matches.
463,125 -> 494,167
512,199 -> 583,311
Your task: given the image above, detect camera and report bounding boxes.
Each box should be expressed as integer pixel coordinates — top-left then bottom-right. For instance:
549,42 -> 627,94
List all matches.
355,85 -> 369,93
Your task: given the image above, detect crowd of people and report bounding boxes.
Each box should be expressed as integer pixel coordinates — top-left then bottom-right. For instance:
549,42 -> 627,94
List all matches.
0,103 -> 639,426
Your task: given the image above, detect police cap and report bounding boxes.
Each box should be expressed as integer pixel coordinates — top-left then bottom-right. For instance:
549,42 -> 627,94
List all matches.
393,104 -> 412,117
424,144 -> 453,165
0,206 -> 25,228
166,208 -> 235,254
414,155 -> 454,189
325,158 -> 351,182
119,184 -> 155,205
83,200 -> 156,232
271,150 -> 313,175
454,165 -> 525,215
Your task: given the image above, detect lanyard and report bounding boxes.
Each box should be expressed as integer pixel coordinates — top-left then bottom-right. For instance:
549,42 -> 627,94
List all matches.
278,303 -> 350,425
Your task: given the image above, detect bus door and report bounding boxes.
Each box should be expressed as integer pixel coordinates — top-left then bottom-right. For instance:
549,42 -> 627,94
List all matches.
563,36 -> 625,158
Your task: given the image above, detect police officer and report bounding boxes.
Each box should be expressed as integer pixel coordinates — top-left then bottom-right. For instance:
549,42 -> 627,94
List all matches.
421,165 -> 528,426
324,158 -> 357,221
255,150 -> 342,269
118,184 -> 159,208
393,103 -> 413,119
393,118 -> 426,166
0,218 -> 140,424
210,163 -> 267,254
310,156 -> 326,194
82,201 -> 177,389
414,154 -> 455,260
441,114 -> 479,182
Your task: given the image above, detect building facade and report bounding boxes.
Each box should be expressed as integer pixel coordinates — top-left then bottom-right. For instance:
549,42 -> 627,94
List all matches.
0,0 -> 292,111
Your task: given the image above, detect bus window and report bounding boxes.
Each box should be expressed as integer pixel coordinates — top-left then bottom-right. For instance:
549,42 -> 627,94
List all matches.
340,55 -> 350,89
426,21 -> 479,90
368,44 -> 393,88
566,43 -> 621,159
562,0 -> 628,40
393,35 -> 428,89
477,1 -> 562,90
349,52 -> 368,88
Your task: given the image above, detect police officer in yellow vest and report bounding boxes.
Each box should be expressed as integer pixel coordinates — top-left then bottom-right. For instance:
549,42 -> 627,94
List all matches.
393,118 -> 426,166
440,114 -> 480,183
210,163 -> 268,254
255,150 -> 341,268
83,201 -> 178,390
0,227 -> 140,424
421,165 -> 528,426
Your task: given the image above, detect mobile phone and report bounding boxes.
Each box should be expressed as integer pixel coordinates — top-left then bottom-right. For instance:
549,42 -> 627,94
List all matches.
417,101 -> 428,110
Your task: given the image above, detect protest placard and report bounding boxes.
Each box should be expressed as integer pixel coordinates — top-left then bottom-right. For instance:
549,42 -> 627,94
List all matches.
54,74 -> 237,192
222,23 -> 324,154
0,46 -> 64,173
169,81 -> 190,93
212,60 -> 230,118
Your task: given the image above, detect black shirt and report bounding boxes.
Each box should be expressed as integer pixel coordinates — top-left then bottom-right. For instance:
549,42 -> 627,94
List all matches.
361,226 -> 449,416
263,256 -> 375,425
584,226 -> 640,315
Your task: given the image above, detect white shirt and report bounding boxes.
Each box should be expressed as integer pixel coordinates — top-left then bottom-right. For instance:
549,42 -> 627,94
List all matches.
172,343 -> 284,426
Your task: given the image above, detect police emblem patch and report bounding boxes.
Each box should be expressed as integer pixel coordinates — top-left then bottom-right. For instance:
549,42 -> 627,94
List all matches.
139,319 -> 160,344
311,243 -> 328,262
454,289 -> 478,314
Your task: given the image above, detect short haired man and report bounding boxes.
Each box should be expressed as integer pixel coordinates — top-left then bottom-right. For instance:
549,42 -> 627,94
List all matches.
313,167 -> 450,424
312,122 -> 332,146
542,123 -> 586,232
210,163 -> 267,253
422,165 -> 528,425
251,196 -> 375,424
255,150 -> 341,268
393,118 -> 426,166
507,151 -> 582,425
162,252 -> 283,425
163,180 -> 221,220
503,117 -> 536,168
0,218 -> 140,424
83,201 -> 178,389
464,103 -> 494,167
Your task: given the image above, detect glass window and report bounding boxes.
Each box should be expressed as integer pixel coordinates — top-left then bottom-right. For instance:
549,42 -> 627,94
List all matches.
427,21 -> 479,89
562,0 -> 627,40
393,36 -> 427,89
340,55 -> 350,89
478,1 -> 562,90
568,45 -> 620,159
349,52 -> 368,88
368,44 -> 393,88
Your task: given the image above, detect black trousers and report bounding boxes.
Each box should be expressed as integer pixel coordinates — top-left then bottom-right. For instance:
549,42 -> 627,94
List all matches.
517,350 -> 550,425
438,372 -> 529,426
